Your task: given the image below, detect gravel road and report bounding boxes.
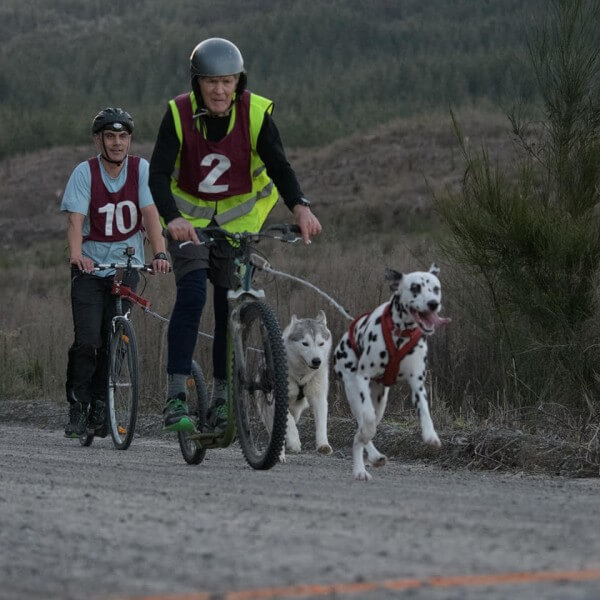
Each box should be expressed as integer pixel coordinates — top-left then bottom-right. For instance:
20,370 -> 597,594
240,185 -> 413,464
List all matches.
1,423 -> 599,600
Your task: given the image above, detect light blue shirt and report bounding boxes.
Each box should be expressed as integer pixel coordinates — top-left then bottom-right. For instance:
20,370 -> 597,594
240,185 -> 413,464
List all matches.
61,155 -> 155,276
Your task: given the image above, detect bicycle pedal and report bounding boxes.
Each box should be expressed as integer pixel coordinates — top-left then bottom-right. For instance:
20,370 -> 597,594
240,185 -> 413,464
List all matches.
193,432 -> 225,449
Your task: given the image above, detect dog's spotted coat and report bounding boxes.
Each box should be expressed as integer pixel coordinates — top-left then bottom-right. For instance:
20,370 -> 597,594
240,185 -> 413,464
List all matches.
333,264 -> 450,481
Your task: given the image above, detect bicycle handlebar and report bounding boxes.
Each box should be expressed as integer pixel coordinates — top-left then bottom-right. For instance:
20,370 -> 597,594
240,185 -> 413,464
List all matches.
184,223 -> 302,248
93,263 -> 155,273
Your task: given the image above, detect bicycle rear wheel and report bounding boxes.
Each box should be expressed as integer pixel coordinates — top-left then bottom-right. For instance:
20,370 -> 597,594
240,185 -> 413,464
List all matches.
177,359 -> 208,465
232,301 -> 288,470
107,317 -> 139,450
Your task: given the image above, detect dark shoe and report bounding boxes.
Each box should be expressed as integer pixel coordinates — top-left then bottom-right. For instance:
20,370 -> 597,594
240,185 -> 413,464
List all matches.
162,393 -> 195,433
88,399 -> 107,437
211,378 -> 228,404
206,398 -> 228,434
64,401 -> 88,438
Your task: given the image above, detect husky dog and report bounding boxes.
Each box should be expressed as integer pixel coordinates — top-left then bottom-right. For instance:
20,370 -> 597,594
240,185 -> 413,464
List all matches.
281,310 -> 333,462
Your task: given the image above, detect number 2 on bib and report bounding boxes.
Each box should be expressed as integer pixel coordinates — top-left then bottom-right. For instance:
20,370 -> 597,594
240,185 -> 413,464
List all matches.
198,153 -> 231,194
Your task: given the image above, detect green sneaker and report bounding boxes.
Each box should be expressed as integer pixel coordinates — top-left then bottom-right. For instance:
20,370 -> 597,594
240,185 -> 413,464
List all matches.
64,401 -> 88,438
163,393 -> 195,433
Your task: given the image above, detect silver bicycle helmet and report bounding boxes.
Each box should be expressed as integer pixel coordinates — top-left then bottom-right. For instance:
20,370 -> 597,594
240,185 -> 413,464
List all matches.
189,38 -> 247,113
190,37 -> 245,77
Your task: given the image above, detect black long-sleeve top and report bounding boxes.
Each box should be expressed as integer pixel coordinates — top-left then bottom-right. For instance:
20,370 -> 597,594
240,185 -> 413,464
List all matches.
148,101 -> 305,224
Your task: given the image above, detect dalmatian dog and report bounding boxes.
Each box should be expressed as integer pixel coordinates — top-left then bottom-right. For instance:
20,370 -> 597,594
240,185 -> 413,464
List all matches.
333,264 -> 450,481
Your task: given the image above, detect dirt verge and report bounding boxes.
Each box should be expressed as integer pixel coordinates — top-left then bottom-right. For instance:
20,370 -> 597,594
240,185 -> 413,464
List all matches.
2,399 -> 597,478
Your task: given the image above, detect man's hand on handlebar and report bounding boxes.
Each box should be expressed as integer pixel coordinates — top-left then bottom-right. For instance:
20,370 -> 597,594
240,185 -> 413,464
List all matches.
167,217 -> 200,245
292,205 -> 322,244
151,256 -> 171,274
70,254 -> 95,274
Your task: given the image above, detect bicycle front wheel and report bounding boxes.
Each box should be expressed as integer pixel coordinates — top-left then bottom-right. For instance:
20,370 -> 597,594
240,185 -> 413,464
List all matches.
177,359 -> 208,465
107,317 -> 139,450
232,301 -> 288,470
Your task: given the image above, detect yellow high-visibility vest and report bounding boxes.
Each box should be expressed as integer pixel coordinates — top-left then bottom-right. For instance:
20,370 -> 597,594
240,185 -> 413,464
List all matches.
166,91 -> 280,235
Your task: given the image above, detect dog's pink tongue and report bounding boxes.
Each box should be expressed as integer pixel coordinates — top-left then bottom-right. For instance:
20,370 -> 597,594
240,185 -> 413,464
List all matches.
431,313 -> 451,328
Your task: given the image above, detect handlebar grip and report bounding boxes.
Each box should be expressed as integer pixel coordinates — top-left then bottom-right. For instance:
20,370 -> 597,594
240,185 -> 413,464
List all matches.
145,264 -> 172,273
264,223 -> 302,234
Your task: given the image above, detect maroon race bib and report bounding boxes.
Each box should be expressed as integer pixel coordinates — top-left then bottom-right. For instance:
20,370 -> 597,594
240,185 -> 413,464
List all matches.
174,91 -> 253,200
85,156 -> 143,242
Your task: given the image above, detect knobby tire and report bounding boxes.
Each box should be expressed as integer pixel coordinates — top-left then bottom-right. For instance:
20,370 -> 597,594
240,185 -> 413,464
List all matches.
177,359 -> 208,465
107,317 -> 139,450
233,301 -> 288,470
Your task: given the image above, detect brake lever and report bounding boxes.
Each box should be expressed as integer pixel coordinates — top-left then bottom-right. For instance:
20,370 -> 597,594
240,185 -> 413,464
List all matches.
178,230 -> 216,249
265,224 -> 302,243
279,232 -> 302,243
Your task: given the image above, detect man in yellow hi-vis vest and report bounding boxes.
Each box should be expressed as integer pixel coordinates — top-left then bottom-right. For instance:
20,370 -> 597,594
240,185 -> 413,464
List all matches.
149,37 -> 322,433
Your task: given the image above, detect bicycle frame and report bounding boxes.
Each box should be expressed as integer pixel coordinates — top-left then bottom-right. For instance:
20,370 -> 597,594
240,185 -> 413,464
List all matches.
95,251 -> 154,329
187,254 -> 264,449
183,224 -> 300,451
111,274 -> 152,315
80,248 -> 154,448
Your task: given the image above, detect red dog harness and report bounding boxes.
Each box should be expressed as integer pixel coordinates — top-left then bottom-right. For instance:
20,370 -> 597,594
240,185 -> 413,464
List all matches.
348,304 -> 422,386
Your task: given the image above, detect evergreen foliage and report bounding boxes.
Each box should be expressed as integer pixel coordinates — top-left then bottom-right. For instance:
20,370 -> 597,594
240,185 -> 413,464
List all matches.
0,0 -> 544,157
437,0 -> 600,414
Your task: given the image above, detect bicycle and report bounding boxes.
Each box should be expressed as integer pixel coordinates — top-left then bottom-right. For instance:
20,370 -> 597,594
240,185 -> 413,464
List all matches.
177,223 -> 302,470
79,248 -> 159,450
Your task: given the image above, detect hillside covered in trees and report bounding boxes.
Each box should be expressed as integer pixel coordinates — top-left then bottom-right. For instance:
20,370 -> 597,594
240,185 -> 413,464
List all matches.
1,0 -> 544,157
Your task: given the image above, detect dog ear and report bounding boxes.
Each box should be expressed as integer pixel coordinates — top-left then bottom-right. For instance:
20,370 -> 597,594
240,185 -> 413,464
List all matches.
429,263 -> 440,276
316,310 -> 327,325
290,314 -> 298,325
385,268 -> 403,291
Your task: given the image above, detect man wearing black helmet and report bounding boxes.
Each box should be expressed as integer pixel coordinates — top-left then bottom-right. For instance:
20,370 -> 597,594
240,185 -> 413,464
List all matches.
149,37 -> 322,433
61,108 -> 170,439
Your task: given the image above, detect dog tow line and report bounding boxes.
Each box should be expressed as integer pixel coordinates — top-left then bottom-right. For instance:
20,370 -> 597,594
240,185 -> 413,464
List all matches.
249,253 -> 354,321
138,306 -> 214,341
142,254 -> 356,345
137,256 -> 343,350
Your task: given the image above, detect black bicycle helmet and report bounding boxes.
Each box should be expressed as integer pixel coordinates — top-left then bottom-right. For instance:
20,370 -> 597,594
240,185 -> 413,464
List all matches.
92,107 -> 134,135
189,38 -> 247,112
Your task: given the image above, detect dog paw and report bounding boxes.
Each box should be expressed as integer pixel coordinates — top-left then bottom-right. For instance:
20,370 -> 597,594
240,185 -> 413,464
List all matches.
367,455 -> 387,468
317,444 -> 333,455
278,453 -> 287,463
423,432 -> 441,447
286,441 -> 301,453
354,469 -> 372,482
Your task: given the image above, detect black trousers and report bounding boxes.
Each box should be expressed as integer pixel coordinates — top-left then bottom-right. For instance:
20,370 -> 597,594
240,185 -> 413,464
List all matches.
166,267 -> 229,379
166,232 -> 235,379
66,270 -> 137,405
